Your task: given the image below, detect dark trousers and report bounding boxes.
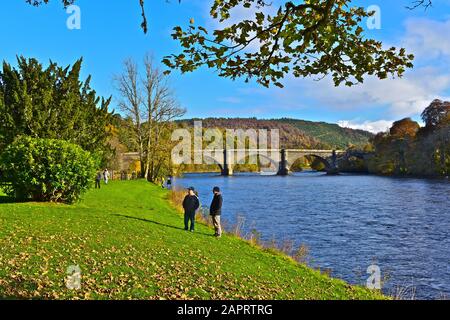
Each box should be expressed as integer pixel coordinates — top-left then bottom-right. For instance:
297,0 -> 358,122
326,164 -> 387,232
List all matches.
95,180 -> 101,189
184,211 -> 196,231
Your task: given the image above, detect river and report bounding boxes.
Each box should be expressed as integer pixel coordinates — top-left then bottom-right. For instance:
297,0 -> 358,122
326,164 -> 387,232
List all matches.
174,171 -> 450,299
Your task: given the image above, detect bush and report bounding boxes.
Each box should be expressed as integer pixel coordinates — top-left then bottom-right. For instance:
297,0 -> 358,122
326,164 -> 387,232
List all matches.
0,137 -> 96,203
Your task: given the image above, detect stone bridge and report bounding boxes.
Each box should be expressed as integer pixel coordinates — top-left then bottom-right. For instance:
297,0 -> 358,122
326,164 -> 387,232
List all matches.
193,149 -> 345,176
120,149 -> 347,176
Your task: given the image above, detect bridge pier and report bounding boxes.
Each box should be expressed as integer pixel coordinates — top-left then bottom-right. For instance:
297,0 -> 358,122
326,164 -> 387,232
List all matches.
326,167 -> 340,175
221,166 -> 233,176
213,148 -> 343,176
221,149 -> 233,176
326,150 -> 340,175
277,149 -> 289,176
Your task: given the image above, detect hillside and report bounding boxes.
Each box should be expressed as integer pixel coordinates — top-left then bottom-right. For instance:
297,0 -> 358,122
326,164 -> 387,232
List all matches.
179,118 -> 373,149
0,181 -> 384,300
278,119 -> 374,149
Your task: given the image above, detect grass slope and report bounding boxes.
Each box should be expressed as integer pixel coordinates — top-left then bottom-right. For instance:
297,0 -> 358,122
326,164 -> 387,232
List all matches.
0,181 -> 384,300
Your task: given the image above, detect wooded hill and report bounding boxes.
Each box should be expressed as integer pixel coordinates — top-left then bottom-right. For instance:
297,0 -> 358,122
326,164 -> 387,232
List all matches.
178,118 -> 373,149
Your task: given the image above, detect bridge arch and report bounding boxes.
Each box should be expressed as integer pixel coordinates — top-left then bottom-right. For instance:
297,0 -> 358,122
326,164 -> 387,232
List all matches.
202,154 -> 224,172
286,153 -> 332,172
308,154 -> 332,171
173,148 -> 343,176
233,152 -> 280,170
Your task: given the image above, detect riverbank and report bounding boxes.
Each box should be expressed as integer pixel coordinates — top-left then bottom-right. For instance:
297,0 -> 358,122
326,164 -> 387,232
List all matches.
0,180 -> 384,299
174,172 -> 450,299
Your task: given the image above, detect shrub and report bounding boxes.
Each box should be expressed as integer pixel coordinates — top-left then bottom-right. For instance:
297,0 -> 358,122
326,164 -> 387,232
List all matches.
0,136 -> 96,204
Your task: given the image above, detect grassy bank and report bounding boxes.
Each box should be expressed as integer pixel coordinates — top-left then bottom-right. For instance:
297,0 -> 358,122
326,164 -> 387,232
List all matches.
0,180 -> 385,299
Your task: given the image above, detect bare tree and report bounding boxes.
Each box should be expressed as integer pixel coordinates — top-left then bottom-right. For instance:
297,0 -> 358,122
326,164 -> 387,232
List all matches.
114,56 -> 185,181
142,55 -> 185,181
114,59 -> 146,176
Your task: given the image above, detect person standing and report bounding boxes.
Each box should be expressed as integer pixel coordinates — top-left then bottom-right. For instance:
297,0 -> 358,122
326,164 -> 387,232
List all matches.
182,187 -> 200,232
167,175 -> 173,190
95,172 -> 102,189
210,186 -> 223,237
103,168 -> 110,185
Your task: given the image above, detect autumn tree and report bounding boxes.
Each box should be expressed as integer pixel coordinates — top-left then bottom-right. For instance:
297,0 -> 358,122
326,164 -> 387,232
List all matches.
389,118 -> 420,138
421,99 -> 450,128
367,100 -> 450,177
114,59 -> 146,175
165,0 -> 415,88
28,0 -> 416,88
114,56 -> 185,182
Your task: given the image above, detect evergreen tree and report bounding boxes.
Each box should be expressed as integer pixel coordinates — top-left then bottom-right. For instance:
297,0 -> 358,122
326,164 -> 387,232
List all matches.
0,56 -> 112,155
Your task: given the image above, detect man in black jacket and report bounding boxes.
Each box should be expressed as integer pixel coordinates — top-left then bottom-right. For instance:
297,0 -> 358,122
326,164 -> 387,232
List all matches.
210,186 -> 223,237
182,187 -> 200,232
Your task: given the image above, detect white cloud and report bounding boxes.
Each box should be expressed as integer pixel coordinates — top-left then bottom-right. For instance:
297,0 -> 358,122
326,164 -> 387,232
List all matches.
403,18 -> 450,60
204,1 -> 280,52
337,120 -> 393,134
200,8 -> 450,123
300,66 -> 450,117
282,17 -> 450,119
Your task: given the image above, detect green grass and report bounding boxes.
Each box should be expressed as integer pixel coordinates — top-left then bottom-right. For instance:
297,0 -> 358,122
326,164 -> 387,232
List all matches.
0,180 -> 385,300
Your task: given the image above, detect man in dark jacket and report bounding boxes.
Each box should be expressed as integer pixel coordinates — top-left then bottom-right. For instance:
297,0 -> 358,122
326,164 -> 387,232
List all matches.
210,186 -> 223,237
182,187 -> 200,232
95,172 -> 102,189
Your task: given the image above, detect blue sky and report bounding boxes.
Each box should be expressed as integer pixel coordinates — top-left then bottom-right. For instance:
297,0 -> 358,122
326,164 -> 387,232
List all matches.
1,0 -> 450,132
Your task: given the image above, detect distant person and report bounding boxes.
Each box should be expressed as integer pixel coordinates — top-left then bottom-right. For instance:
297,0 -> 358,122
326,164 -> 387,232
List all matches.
95,172 -> 102,189
209,186 -> 223,237
103,169 -> 110,185
167,175 -> 173,190
182,187 -> 200,232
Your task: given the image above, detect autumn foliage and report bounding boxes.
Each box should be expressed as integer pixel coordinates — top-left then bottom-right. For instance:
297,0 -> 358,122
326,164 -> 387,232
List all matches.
368,100 -> 450,176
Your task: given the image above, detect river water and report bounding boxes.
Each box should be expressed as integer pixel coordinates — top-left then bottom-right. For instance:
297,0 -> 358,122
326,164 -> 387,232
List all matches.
174,172 -> 450,299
